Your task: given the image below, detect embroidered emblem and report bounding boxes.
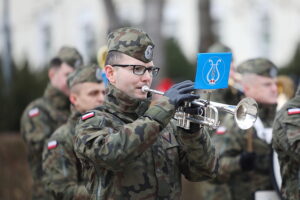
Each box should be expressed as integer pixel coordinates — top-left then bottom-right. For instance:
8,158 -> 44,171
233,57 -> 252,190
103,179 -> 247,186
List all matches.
287,108 -> 300,115
144,45 -> 153,60
28,108 -> 40,118
215,126 -> 227,135
82,112 -> 95,120
47,140 -> 58,150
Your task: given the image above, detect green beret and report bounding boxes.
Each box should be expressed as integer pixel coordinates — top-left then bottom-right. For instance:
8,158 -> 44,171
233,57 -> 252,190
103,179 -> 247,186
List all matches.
67,64 -> 103,88
237,58 -> 278,78
56,46 -> 83,68
208,42 -> 232,53
107,27 -> 155,63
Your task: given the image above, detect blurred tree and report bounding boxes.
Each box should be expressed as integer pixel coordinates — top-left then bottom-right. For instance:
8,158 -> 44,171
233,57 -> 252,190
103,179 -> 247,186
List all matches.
165,38 -> 195,82
102,0 -> 122,33
279,43 -> 300,84
143,0 -> 166,86
198,0 -> 216,52
0,59 -> 48,132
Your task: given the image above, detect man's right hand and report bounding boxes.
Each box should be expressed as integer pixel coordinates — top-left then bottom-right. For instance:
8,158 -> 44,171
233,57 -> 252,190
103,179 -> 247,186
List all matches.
164,80 -> 199,109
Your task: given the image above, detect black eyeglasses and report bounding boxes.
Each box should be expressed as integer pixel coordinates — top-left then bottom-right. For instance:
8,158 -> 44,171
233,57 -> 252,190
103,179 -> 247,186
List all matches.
111,64 -> 160,77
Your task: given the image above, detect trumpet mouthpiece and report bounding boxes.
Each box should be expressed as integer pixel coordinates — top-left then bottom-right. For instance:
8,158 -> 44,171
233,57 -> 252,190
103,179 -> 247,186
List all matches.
142,85 -> 150,93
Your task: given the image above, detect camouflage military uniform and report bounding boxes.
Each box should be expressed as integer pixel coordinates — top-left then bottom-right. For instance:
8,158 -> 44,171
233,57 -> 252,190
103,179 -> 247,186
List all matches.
210,58 -> 279,200
42,65 -> 102,200
42,109 -> 90,200
20,46 -> 83,199
272,86 -> 300,200
213,104 -> 276,200
74,83 -> 217,200
21,84 -> 70,200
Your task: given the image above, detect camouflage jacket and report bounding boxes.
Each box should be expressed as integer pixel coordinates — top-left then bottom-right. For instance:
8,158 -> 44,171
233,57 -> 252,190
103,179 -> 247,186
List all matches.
42,108 -> 90,200
74,83 -> 217,200
273,87 -> 300,200
212,104 -> 276,200
20,84 -> 70,200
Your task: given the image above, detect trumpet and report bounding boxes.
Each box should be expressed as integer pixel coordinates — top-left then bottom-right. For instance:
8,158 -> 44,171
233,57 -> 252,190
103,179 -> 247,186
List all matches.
142,86 -> 258,130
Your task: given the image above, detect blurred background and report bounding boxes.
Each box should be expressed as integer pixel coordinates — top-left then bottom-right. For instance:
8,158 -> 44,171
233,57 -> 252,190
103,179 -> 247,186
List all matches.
1,0 -> 300,199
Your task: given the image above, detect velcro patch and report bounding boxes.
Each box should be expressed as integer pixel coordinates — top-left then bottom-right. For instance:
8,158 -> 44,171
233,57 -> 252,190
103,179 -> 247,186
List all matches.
215,126 -> 227,135
82,112 -> 95,120
287,108 -> 300,115
47,140 -> 58,150
28,108 -> 40,118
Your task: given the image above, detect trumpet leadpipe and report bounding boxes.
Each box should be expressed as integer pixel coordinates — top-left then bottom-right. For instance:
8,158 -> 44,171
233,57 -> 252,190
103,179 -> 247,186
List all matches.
141,86 -> 164,95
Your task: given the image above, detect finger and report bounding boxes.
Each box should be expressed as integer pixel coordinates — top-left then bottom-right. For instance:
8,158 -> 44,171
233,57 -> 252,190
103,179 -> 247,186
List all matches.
178,85 -> 196,94
178,94 -> 199,104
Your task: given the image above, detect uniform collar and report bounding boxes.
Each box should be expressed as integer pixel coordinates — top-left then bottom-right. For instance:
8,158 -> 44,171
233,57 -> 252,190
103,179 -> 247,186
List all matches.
44,83 -> 70,110
104,83 -> 151,119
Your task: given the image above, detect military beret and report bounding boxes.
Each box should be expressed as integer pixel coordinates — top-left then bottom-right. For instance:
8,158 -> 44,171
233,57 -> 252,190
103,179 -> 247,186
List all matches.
67,64 -> 103,88
107,27 -> 155,63
56,46 -> 83,68
237,58 -> 278,78
208,42 -> 232,53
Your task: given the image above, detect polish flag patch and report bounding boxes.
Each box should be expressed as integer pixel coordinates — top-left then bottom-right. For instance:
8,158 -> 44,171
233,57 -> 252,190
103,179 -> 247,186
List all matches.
28,108 -> 40,118
81,112 -> 95,121
47,140 -> 58,150
287,108 -> 300,115
215,126 -> 227,135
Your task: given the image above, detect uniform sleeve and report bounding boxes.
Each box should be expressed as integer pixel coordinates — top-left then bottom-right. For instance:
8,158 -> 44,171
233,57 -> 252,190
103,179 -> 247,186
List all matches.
273,112 -> 300,163
211,117 -> 244,182
42,130 -> 90,200
74,96 -> 175,171
176,126 -> 218,181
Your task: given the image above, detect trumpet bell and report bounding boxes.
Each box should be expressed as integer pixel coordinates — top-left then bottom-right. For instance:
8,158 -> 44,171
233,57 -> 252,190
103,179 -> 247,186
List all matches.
235,97 -> 258,130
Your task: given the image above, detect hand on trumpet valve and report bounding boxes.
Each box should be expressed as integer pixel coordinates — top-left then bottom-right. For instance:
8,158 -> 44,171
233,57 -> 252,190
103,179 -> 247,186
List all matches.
164,80 -> 199,109
183,105 -> 205,116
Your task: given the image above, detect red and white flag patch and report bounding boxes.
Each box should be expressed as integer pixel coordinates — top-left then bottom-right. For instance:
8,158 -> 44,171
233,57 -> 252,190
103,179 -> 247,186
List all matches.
81,112 -> 95,121
287,108 -> 300,115
47,140 -> 58,150
28,108 -> 40,118
215,126 -> 227,135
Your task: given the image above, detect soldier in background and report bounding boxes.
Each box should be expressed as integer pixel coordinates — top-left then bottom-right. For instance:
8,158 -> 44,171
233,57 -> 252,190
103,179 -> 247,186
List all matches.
20,46 -> 83,200
182,42 -> 234,200
272,84 -> 300,200
73,27 -> 218,199
42,65 -> 105,200
212,58 -> 279,200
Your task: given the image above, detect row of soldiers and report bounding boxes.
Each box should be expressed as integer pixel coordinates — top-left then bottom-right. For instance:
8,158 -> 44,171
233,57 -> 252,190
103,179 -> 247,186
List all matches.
20,27 -> 299,200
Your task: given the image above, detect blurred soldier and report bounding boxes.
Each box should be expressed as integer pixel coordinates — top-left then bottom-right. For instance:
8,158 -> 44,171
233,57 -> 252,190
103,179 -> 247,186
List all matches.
42,65 -> 105,200
20,46 -> 83,200
212,58 -> 279,200
272,84 -> 300,200
182,42 -> 236,200
74,27 -> 218,199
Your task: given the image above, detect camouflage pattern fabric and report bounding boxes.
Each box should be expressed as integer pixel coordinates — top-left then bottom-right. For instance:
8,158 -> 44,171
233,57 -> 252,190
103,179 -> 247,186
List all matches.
20,84 -> 70,200
74,83 -> 218,200
211,104 -> 276,200
55,46 -> 83,68
107,27 -> 154,63
237,58 -> 277,78
42,108 -> 90,200
272,86 -> 300,200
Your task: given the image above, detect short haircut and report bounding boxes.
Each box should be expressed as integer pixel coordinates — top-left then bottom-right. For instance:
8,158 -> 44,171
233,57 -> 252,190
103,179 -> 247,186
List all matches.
105,51 -> 124,65
49,58 -> 62,69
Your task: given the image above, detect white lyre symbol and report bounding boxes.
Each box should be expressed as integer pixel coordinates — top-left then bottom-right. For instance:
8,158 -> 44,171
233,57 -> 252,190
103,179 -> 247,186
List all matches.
206,59 -> 221,85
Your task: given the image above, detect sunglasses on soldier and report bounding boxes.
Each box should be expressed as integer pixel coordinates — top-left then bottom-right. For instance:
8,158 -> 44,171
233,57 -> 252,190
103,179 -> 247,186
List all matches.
111,64 -> 160,77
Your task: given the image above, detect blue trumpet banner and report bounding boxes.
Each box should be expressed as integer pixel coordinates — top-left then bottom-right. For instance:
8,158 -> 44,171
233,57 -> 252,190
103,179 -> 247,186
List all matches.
194,52 -> 232,90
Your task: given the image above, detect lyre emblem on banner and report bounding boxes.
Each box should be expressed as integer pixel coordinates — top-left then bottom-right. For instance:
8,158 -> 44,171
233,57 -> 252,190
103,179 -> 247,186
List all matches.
206,59 -> 221,85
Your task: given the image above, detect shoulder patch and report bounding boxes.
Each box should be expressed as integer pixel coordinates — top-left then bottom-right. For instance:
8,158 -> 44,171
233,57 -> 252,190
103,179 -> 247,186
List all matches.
47,140 -> 58,150
287,108 -> 300,115
28,108 -> 40,118
215,126 -> 227,135
82,112 -> 95,121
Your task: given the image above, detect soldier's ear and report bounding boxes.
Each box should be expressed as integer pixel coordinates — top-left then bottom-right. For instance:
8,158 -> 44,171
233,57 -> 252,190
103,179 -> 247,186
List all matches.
105,65 -> 116,83
69,93 -> 77,105
48,67 -> 57,80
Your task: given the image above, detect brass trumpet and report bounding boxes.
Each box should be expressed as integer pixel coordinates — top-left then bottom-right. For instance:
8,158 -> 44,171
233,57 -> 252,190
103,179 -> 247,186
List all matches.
142,86 -> 258,130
